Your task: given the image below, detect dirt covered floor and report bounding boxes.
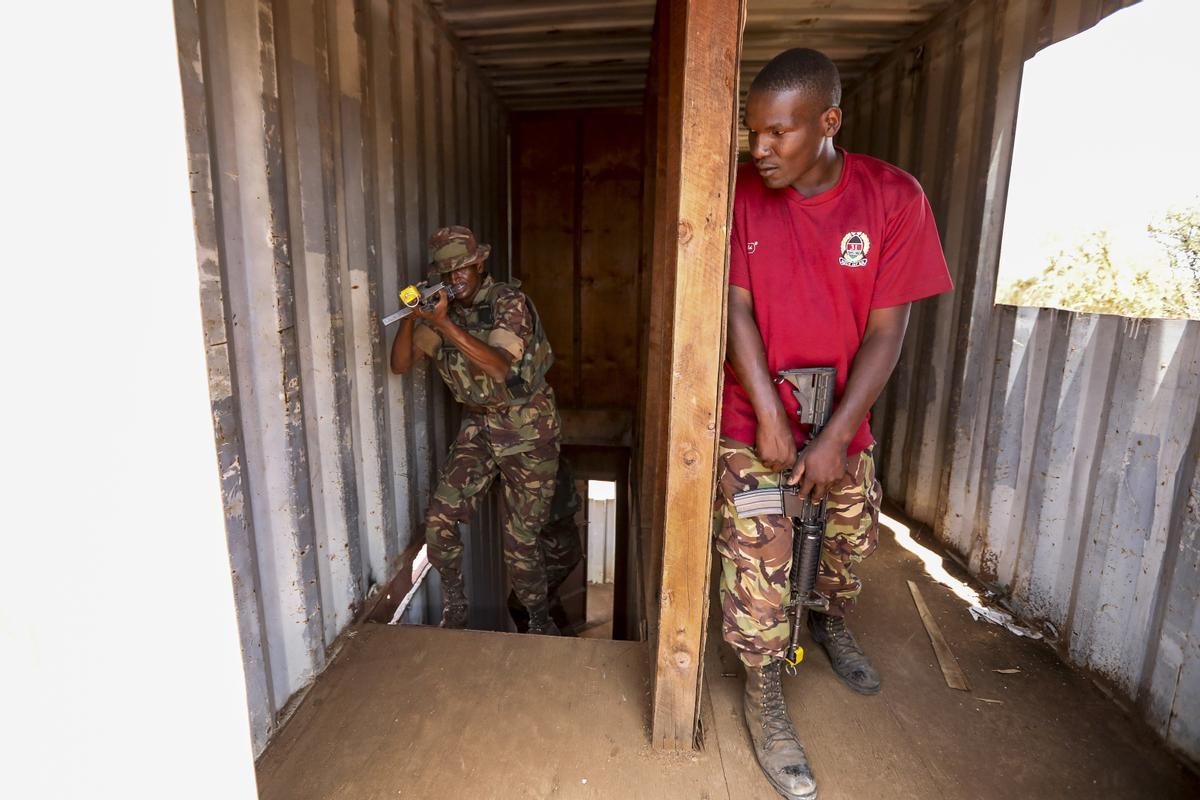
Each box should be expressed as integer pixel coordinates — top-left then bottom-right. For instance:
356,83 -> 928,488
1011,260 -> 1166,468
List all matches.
257,514 -> 1198,799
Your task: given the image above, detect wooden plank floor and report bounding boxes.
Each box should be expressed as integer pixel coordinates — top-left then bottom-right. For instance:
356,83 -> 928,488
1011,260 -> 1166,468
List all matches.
704,513 -> 1200,799
256,625 -> 729,800
258,518 -> 1199,799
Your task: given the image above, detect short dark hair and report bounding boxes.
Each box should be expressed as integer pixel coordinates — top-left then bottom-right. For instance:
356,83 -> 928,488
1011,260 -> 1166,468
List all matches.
750,48 -> 842,108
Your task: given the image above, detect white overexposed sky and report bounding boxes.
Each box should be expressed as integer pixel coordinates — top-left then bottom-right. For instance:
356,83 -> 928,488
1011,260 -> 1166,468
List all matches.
998,0 -> 1200,283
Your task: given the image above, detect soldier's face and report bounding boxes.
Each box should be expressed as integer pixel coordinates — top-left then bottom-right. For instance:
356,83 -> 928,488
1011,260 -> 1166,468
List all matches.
448,261 -> 486,303
745,88 -> 841,191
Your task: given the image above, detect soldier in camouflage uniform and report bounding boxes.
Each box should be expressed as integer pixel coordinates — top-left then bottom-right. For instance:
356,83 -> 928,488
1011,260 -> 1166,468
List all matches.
389,225 -> 563,635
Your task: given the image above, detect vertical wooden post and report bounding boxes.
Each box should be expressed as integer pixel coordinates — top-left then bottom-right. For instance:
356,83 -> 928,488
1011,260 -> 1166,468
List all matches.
648,0 -> 745,751
637,0 -> 672,645
612,449 -> 632,641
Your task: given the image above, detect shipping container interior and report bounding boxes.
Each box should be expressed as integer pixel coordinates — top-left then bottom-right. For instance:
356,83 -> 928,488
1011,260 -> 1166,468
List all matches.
175,0 -> 1199,795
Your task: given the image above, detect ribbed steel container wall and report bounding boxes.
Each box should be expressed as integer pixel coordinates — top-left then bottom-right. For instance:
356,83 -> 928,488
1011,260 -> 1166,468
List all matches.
841,0 -> 1198,764
174,0 -> 510,754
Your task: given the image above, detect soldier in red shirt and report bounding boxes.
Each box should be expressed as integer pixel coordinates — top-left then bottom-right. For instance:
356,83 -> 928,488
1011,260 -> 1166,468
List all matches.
719,49 -> 953,799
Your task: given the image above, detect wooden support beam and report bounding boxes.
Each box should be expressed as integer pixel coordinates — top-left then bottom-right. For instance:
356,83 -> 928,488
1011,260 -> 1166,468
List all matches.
441,0 -> 655,26
475,44 -> 650,67
636,0 -> 672,635
648,0 -> 745,751
613,454 -> 633,640
560,408 -> 634,447
498,81 -> 647,98
493,66 -> 649,86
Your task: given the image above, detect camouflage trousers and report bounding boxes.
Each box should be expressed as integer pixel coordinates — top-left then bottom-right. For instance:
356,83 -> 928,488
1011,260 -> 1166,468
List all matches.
512,457 -> 584,601
424,429 -> 559,609
715,437 -> 882,667
539,459 -> 583,593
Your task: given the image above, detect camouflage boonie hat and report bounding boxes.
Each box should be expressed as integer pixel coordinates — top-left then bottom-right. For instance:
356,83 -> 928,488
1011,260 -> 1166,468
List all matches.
428,225 -> 492,273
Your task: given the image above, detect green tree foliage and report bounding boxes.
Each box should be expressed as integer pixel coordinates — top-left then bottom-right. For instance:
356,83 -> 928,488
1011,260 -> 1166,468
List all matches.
997,204 -> 1200,319
1148,203 -> 1200,279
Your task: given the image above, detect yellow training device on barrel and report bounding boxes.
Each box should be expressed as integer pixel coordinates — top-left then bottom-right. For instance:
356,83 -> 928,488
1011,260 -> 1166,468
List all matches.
399,285 -> 421,306
382,281 -> 456,326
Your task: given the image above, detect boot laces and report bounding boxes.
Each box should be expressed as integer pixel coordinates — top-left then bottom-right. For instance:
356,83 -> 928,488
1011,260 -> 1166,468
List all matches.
824,616 -> 864,656
759,667 -> 797,749
526,604 -> 553,633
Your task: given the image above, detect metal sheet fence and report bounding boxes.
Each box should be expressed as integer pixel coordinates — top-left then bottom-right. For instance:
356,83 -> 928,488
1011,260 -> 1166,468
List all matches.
174,0 -> 509,753
841,0 -> 1199,763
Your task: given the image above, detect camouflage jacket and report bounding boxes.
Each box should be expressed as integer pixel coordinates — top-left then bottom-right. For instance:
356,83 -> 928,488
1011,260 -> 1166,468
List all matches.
415,276 -> 560,456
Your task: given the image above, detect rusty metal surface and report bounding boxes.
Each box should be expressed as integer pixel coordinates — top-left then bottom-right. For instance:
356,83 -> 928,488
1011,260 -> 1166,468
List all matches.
841,0 -> 1198,766
174,0 -> 510,754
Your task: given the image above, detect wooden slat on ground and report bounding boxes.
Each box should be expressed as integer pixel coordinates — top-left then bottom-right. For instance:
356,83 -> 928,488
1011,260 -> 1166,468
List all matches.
907,579 -> 971,691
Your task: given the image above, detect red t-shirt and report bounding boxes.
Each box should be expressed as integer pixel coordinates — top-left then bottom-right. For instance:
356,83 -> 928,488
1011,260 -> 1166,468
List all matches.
722,149 -> 953,456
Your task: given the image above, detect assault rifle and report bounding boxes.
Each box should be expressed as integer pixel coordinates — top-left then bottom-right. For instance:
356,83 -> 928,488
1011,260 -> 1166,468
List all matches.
382,280 -> 456,326
731,367 -> 837,670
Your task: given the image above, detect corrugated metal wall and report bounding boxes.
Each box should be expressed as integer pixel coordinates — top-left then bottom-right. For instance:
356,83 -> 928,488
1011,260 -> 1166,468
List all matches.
174,0 -> 509,753
841,0 -> 1199,763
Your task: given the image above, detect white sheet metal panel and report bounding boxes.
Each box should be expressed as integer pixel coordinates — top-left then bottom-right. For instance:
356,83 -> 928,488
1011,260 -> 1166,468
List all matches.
174,0 -> 509,754
191,0 -> 328,737
587,497 -> 618,584
843,0 -> 1199,765
175,0 -> 276,744
274,0 -> 364,649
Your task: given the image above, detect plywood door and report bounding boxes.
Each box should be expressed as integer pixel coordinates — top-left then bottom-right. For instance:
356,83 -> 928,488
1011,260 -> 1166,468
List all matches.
511,109 -> 644,413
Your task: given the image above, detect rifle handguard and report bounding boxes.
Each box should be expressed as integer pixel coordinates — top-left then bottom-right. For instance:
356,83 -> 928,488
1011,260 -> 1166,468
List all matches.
381,281 -> 456,326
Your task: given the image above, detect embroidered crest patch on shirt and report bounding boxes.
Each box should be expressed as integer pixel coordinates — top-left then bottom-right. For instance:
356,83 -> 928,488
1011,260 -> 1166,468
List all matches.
839,231 -> 870,267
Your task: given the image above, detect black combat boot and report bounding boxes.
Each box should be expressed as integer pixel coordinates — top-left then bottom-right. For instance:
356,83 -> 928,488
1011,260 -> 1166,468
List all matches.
744,661 -> 817,800
525,601 -> 561,636
808,611 -> 880,695
439,573 -> 468,629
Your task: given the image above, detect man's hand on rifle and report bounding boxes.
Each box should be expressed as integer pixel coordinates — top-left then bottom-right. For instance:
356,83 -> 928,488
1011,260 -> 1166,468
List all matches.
787,434 -> 849,502
413,288 -> 451,328
756,412 -> 798,473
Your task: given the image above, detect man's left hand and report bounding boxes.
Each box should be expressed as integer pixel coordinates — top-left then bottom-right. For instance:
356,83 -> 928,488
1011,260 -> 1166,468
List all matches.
786,434 -> 849,502
414,288 -> 451,327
